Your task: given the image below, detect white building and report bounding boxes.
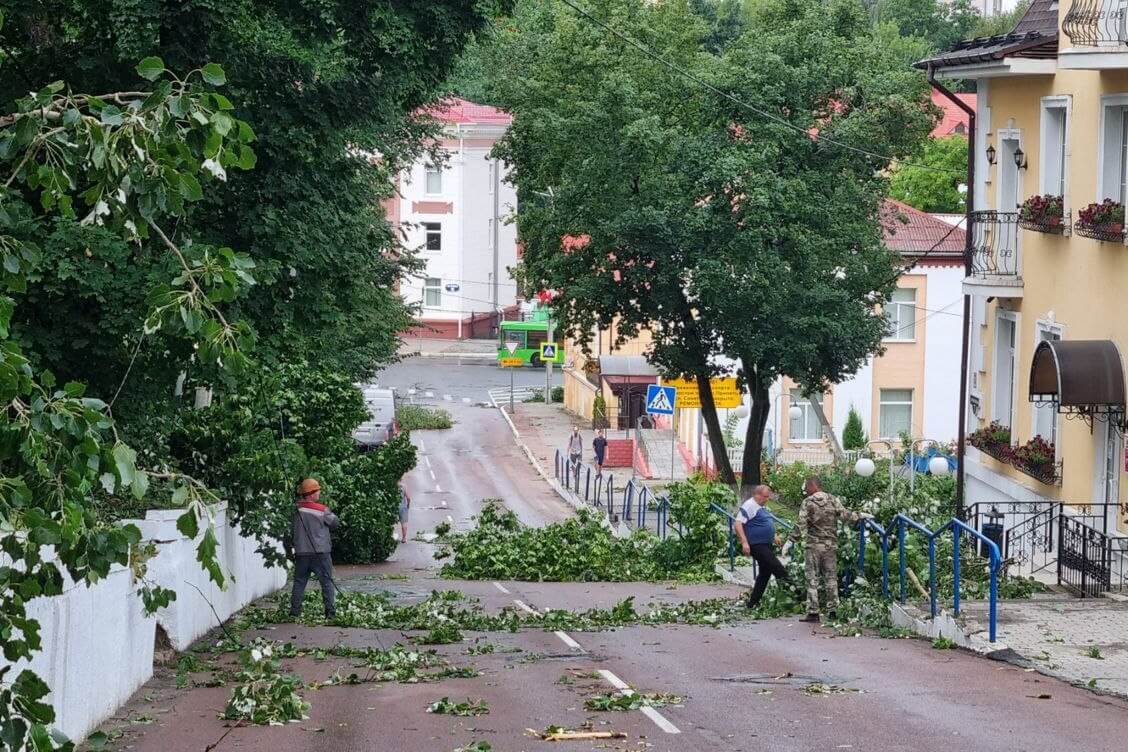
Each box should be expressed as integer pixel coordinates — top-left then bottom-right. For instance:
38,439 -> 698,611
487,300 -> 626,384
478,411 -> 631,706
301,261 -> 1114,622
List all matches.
395,98 -> 520,339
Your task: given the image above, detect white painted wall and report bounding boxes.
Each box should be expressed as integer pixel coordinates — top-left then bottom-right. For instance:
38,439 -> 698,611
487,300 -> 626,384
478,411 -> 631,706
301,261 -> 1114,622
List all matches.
922,266 -> 966,441
3,505 -> 286,743
831,357 -> 875,441
399,126 -> 519,321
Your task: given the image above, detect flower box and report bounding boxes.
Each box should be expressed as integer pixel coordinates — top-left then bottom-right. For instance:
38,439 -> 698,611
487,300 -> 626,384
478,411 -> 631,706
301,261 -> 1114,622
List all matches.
1019,195 -> 1068,235
1076,199 -> 1126,243
968,423 -> 1060,486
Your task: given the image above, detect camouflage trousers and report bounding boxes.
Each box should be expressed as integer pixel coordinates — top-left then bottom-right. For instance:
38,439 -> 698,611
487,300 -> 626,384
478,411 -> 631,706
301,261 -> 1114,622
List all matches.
805,544 -> 839,614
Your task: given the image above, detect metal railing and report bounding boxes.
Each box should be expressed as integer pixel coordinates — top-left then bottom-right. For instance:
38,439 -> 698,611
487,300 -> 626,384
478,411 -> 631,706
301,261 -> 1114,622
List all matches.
969,211 -> 1020,278
857,513 -> 1002,642
1057,513 -> 1128,596
1063,0 -> 1128,47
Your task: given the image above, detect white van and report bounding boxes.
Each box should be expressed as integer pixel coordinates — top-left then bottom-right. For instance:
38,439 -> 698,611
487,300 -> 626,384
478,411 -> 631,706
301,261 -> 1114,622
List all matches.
354,387 -> 397,448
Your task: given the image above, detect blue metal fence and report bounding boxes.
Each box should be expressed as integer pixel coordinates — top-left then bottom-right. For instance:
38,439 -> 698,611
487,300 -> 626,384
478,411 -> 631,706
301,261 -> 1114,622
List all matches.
553,449 -> 679,540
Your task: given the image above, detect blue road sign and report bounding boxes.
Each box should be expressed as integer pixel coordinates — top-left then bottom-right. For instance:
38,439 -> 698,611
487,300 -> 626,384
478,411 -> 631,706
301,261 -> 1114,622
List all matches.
645,384 -> 676,416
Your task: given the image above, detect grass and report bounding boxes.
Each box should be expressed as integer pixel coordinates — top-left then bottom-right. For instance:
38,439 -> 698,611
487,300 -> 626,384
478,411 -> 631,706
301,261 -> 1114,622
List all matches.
397,404 -> 453,430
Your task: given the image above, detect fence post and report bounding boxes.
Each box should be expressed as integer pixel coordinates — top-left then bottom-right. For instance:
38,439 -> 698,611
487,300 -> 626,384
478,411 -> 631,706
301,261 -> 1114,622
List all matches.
989,561 -> 998,642
857,524 -> 867,575
953,526 -> 962,616
898,519 -> 907,604
1081,526 -> 1089,597
881,536 -> 890,598
584,466 -> 591,502
1056,511 -> 1065,588
928,536 -> 937,618
640,487 -> 648,528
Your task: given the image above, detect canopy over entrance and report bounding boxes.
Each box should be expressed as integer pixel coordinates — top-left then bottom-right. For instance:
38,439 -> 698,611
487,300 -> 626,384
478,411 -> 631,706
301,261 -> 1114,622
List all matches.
1029,340 -> 1125,421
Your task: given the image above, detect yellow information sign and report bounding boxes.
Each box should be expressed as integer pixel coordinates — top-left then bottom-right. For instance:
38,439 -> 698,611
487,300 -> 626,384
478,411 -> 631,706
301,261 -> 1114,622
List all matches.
661,377 -> 742,409
499,357 -> 525,367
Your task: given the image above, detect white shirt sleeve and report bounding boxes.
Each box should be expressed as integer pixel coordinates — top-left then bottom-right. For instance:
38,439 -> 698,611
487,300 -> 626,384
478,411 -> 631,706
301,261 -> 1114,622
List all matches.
736,500 -> 757,523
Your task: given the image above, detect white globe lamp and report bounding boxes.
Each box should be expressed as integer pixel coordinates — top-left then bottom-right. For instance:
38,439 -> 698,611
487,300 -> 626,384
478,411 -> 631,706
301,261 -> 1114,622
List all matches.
854,457 -> 876,477
788,405 -> 803,421
929,455 -> 952,476
734,405 -> 749,419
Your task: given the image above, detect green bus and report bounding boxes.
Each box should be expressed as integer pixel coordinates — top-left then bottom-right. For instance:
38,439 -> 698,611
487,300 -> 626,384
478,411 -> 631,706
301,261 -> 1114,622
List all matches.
498,319 -> 551,366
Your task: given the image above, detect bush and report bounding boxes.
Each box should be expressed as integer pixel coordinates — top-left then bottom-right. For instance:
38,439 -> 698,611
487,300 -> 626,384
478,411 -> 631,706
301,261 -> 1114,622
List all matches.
592,393 -> 610,429
551,385 -> 564,402
172,361 -> 416,565
842,407 -> 866,450
397,404 -> 454,430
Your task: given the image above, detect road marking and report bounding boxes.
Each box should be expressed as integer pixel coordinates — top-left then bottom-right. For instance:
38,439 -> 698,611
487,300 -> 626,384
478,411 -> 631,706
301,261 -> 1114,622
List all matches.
554,631 -> 585,651
493,582 -> 511,594
436,483 -> 444,493
443,394 -> 452,401
428,468 -> 437,481
418,438 -> 427,452
423,455 -> 432,468
597,670 -> 681,735
462,397 -> 472,403
512,599 -> 541,616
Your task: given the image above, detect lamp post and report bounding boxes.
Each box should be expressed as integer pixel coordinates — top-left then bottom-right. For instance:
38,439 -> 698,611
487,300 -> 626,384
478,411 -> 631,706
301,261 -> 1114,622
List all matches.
857,439 -> 897,496
909,438 -> 949,495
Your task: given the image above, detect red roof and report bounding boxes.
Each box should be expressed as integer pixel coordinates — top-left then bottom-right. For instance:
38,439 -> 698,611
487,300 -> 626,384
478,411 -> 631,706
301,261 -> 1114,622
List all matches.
881,199 -> 965,259
931,91 -> 975,138
422,97 -> 513,126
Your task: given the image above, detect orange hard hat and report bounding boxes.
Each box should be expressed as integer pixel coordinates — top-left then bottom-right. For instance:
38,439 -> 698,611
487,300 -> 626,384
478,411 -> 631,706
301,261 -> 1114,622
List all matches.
297,478 -> 321,497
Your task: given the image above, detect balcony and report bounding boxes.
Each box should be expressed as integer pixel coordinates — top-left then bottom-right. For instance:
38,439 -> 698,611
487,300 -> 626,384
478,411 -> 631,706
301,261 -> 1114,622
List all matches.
964,211 -> 1023,298
1061,0 -> 1128,68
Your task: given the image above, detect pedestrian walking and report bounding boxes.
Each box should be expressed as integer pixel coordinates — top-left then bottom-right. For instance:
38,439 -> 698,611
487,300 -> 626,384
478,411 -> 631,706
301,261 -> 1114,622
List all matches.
287,478 -> 339,619
797,476 -> 870,623
733,484 -> 789,609
592,429 -> 608,475
399,485 -> 411,542
568,426 -> 583,467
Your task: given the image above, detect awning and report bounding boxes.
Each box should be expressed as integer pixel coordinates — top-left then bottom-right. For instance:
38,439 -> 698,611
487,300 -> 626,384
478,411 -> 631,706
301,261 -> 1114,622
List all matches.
1029,340 -> 1125,416
598,355 -> 657,378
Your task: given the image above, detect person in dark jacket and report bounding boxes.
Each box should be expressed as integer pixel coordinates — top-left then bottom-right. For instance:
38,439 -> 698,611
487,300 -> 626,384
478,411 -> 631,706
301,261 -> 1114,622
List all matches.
288,477 -> 339,618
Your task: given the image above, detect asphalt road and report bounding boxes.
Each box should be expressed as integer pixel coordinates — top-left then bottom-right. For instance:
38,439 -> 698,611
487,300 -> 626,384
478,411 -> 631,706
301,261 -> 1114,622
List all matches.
85,356 -> 1128,752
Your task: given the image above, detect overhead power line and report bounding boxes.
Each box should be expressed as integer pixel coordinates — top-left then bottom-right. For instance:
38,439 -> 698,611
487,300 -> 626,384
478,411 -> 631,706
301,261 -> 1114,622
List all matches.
556,0 -> 965,176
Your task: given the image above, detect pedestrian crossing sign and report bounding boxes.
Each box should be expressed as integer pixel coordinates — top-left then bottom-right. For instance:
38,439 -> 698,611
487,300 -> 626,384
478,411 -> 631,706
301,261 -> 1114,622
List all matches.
540,342 -> 561,361
645,384 -> 676,416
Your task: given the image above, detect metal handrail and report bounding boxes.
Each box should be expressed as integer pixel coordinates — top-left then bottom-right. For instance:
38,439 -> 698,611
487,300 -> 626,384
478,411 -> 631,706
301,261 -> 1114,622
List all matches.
710,502 -> 738,572
856,518 -> 890,597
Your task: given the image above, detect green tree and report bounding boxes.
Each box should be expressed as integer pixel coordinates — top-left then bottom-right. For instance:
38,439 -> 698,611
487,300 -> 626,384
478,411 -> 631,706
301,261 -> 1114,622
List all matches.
864,0 -> 978,51
0,0 -> 506,396
483,0 -> 931,493
968,0 -> 1030,38
889,135 -> 969,213
843,407 -> 867,450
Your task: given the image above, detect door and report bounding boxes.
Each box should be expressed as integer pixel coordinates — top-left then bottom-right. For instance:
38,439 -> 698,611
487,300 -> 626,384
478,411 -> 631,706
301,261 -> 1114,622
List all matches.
996,135 -> 1022,275
993,316 -> 1017,429
1097,421 -> 1122,533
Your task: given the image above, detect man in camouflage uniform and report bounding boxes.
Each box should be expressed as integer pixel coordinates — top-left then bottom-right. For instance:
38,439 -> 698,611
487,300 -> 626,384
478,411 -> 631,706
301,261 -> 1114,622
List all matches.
797,477 -> 871,623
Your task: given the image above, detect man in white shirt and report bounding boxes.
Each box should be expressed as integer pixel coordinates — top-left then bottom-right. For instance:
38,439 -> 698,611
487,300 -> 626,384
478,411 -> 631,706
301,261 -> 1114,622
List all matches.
733,484 -> 789,609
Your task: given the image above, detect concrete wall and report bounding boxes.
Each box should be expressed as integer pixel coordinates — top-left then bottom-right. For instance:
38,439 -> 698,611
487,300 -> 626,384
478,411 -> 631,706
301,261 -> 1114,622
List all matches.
4,505 -> 286,743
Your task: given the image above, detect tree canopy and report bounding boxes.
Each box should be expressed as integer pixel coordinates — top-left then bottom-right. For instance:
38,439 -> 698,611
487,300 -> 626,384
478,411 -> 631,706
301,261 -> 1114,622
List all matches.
479,0 -> 932,489
889,135 -> 969,213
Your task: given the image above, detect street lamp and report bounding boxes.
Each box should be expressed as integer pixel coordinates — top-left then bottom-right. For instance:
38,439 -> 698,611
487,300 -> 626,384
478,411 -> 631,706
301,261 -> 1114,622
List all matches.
863,439 -> 897,496
854,457 -> 876,477
929,455 -> 952,477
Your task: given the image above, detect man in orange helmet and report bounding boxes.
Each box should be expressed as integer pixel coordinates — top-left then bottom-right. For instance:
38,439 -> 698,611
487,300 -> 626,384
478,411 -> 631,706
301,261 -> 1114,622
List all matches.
287,477 -> 339,619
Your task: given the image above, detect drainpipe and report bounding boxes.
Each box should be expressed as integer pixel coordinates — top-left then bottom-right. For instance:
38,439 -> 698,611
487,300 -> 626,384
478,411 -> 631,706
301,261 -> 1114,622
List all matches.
928,66 -> 975,519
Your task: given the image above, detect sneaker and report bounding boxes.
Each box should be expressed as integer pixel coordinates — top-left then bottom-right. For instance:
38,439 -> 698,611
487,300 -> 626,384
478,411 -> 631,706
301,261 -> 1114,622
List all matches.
799,613 -> 820,623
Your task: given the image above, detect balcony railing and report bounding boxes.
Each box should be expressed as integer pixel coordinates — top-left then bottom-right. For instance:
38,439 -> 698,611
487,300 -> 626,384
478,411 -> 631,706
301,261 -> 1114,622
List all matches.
1063,0 -> 1128,47
969,211 -> 1020,278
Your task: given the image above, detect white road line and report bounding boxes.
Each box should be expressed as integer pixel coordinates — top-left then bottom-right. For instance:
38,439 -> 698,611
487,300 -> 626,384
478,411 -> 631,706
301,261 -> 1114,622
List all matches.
493,582 -> 511,595
597,669 -> 680,735
443,394 -> 452,401
512,599 -> 541,616
553,631 -> 585,651
424,455 -> 432,468
428,468 -> 437,481
418,438 -> 427,452
462,397 -> 472,403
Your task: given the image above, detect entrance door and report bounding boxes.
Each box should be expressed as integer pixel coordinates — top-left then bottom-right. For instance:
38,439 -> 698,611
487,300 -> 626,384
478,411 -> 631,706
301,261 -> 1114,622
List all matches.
993,316 -> 1017,429
1097,421 -> 1122,533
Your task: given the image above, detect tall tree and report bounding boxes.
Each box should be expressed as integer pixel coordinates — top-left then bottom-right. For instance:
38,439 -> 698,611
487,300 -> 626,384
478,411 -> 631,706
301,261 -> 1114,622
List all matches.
889,135 -> 969,213
483,0 -> 931,493
0,1 -> 507,406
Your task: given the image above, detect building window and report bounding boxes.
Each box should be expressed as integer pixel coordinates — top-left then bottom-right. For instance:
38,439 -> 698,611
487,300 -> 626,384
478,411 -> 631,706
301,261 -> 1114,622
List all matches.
424,277 -> 442,308
878,389 -> 913,439
993,314 -> 1017,429
1032,325 -> 1061,445
1040,98 -> 1068,199
788,389 -> 823,441
1099,96 -> 1128,205
424,222 -> 442,252
425,164 -> 443,195
885,288 -> 917,341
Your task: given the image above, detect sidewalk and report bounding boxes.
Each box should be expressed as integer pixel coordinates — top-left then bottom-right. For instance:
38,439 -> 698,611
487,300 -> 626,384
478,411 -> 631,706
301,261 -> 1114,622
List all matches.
959,594 -> 1128,699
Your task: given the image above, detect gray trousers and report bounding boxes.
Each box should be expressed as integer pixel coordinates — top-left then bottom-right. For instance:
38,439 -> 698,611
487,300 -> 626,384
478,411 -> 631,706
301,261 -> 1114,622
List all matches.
290,553 -> 336,616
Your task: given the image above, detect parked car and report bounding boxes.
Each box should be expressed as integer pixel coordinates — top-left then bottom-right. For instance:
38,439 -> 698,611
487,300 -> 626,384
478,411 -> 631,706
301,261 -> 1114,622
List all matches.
353,386 -> 396,449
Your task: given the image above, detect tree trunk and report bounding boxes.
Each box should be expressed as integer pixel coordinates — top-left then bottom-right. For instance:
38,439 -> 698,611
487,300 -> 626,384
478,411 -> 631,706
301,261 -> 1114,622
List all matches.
694,368 -> 736,490
740,374 -> 771,498
806,392 -> 845,462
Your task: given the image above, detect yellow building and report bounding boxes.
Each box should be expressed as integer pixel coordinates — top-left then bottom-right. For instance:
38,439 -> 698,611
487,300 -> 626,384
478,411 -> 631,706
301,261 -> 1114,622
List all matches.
921,0 -> 1128,535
